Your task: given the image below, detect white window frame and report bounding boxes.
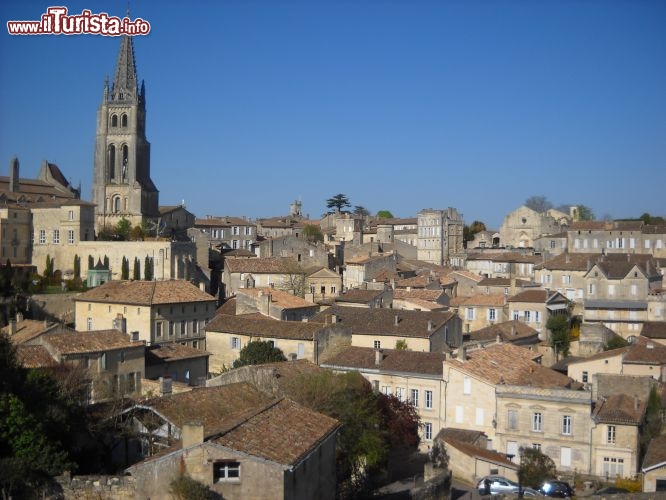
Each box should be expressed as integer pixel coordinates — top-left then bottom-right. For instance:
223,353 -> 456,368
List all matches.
562,415 -> 572,435
424,422 -> 432,441
425,390 -> 433,409
410,389 -> 419,407
53,229 -> 60,244
463,376 -> 471,395
67,229 -> 75,244
607,425 -> 616,444
214,461 -> 240,482
532,412 -> 543,432
39,229 -> 46,244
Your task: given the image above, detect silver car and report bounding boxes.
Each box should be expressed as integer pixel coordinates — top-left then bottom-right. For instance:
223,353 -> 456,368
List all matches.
477,475 -> 521,496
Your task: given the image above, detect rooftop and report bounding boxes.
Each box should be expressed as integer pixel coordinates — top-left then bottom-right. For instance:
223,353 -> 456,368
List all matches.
593,393 -> 646,425
205,315 -> 328,340
45,330 -> 143,354
322,346 -> 446,376
74,280 -> 216,306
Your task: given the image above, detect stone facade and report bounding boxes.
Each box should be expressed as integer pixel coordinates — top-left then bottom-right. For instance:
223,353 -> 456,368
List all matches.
417,208 -> 465,267
567,221 -> 666,259
0,205 -> 31,264
499,206 -> 565,249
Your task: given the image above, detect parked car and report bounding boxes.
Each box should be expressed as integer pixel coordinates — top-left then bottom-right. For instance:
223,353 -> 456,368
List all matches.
595,486 -> 630,495
477,475 -> 520,496
521,487 -> 545,497
539,480 -> 574,497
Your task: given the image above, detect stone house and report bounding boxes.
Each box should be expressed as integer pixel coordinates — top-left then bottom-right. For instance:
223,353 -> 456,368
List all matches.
312,305 -> 462,351
583,254 -> 663,338
193,215 -> 256,251
533,232 -> 568,257
158,204 -> 195,238
74,280 -> 217,349
443,343 -> 591,473
468,230 -> 501,249
465,251 -> 540,280
642,435 -> 666,492
321,347 -> 446,451
204,314 -> 352,371
506,289 -> 569,336
256,234 -> 331,270
123,384 -> 340,500
256,216 -> 300,239
534,252 -> 600,309
466,320 -> 540,348
365,217 -> 418,247
477,277 -> 534,296
2,315 -> 74,345
0,204 -> 31,264
145,343 -> 211,386
222,256 -> 306,299
306,267 -> 342,302
591,393 -> 646,479
335,288 -> 392,308
235,287 -> 320,321
567,220 -> 666,259
417,208 -> 465,267
450,294 -> 508,334
641,321 -> 666,346
648,290 -> 666,322
449,270 -> 484,297
499,206 -> 565,249
344,251 -> 397,290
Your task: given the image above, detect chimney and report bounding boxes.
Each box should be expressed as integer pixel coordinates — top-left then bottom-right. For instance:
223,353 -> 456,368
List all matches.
427,319 -> 434,332
375,348 -> 384,366
199,282 -> 205,292
510,278 -> 517,295
181,421 -> 204,449
587,259 -> 591,272
634,396 -> 639,410
459,345 -> 467,362
496,334 -> 502,344
8,319 -> 16,336
113,313 -> 126,333
9,156 -> 19,192
159,376 -> 172,396
330,314 -> 337,324
394,315 -> 399,326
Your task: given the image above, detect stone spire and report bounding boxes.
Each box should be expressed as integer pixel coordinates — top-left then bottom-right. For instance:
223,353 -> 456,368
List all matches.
111,35 -> 138,103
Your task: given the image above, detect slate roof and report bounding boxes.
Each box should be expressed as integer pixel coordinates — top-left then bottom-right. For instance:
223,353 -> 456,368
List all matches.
450,294 -> 506,307
642,435 -> 666,471
205,315 -> 326,340
211,398 -> 340,467
468,320 -> 539,343
592,393 -> 646,425
641,322 -> 666,340
225,257 -> 301,274
311,305 -> 455,339
336,289 -> 385,304
45,330 -> 143,354
322,346 -> 446,376
16,345 -> 57,368
74,280 -> 216,305
145,344 -> 211,365
447,343 -> 577,389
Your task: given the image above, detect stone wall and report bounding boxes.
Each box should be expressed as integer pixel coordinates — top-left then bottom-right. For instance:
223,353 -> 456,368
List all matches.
55,474 -> 137,499
28,292 -> 78,323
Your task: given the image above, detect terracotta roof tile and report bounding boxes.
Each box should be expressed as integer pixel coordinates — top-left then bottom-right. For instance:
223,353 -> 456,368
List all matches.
469,320 -> 539,343
146,344 -> 211,365
534,252 -> 602,271
393,289 -> 446,301
225,257 -> 301,274
238,287 -> 317,310
205,315 -> 325,340
450,270 -> 484,283
194,216 -> 252,227
1,320 -> 65,344
16,345 -> 56,368
450,294 -> 506,307
75,280 -> 216,306
593,393 -> 646,425
45,330 -> 143,354
588,254 -> 659,280
322,346 -> 445,375
642,435 -> 666,470
336,289 -> 384,303
641,322 -> 666,340
507,289 -> 549,303
623,336 -> 666,365
216,298 -> 237,315
443,437 -> 516,468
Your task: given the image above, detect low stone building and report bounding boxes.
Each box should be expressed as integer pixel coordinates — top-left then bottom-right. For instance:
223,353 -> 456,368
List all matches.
144,343 -> 211,386
235,287 -> 320,321
642,435 -> 666,492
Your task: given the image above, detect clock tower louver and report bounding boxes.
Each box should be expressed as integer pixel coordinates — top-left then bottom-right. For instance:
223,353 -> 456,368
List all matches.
92,34 -> 159,232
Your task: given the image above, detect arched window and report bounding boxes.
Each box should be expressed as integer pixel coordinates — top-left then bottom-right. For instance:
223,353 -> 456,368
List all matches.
113,196 -> 121,213
107,145 -> 116,180
121,114 -> 128,127
111,115 -> 118,127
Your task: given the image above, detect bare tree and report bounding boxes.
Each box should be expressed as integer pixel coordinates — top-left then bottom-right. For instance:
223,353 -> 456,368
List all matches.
525,195 -> 553,213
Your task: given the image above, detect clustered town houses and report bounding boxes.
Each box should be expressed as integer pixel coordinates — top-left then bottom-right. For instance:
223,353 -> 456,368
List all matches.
1,33 -> 665,498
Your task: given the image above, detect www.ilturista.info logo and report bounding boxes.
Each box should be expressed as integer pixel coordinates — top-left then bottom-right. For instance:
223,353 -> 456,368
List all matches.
7,7 -> 151,36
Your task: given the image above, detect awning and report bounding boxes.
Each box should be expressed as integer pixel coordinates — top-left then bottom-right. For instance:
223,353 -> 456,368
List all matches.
546,303 -> 568,311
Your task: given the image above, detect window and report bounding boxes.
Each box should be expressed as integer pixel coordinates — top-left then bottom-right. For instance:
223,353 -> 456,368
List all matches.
631,284 -> 637,296
120,350 -> 125,363
562,275 -> 571,285
550,240 -> 556,249
169,322 -> 175,336
645,240 -> 651,249
68,210 -> 74,220
373,340 -> 381,349
244,226 -> 252,235
524,311 -> 531,322
425,390 -> 433,409
455,405 -> 464,423
488,308 -> 496,321
100,353 -> 107,371
232,240 -> 239,249
127,372 -> 136,393
231,337 -> 241,349
53,229 -> 60,244
608,284 -> 615,296
463,376 -> 471,395
192,320 -> 198,334
508,409 -> 518,430
476,408 -> 484,426
603,457 -> 624,478
214,461 -> 240,482
331,285 -> 336,294
67,229 -> 74,244
607,425 -> 616,444
232,226 -> 240,235
87,317 -> 93,331
155,321 -> 163,338
424,422 -> 432,441
532,443 -> 541,451
395,387 -> 405,402
38,229 -> 45,244
582,371 -> 588,383
562,415 -> 572,435
561,447 -> 571,467
381,386 -> 391,395
180,320 -> 187,336
410,389 -> 419,407
588,283 -> 594,295
466,307 -> 475,320
513,310 -> 519,320
532,412 -> 543,432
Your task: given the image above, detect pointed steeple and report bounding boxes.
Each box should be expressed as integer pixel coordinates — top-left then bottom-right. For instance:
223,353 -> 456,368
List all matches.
111,35 -> 138,103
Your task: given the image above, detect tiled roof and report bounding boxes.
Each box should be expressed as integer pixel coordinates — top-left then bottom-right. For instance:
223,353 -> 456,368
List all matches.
642,435 -> 666,470
534,252 -> 602,271
469,320 -> 539,343
566,347 -> 629,365
593,393 -> 646,425
437,427 -> 486,444
477,277 -> 531,287
45,330 -> 143,354
507,289 -> 558,304
641,322 -> 666,340
311,305 -> 455,338
216,298 -> 237,315
336,289 -> 384,303
74,280 -> 216,306
393,298 -> 447,311
395,274 -> 439,289
225,257 -> 302,274
450,294 -> 506,307
443,437 -> 516,468
322,346 -> 445,376
205,315 -> 324,340
0,176 -> 77,202
146,344 -> 210,365
393,289 -> 445,301
140,383 -> 272,436
16,345 -> 56,368
588,254 -> 659,280
345,252 -> 394,265
1,319 -> 62,344
623,336 -> 666,365
238,287 -> 317,310
466,252 -> 540,264
447,343 -> 575,388
212,398 -> 339,466
450,270 -> 484,283
642,225 -> 666,235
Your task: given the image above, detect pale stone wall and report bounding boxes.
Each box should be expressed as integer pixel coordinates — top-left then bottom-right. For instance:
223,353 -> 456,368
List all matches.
567,355 -> 623,387
445,445 -> 518,486
351,333 -> 430,352
457,304 -> 509,334
643,464 -> 666,492
507,301 -> 548,335
535,267 -> 586,306
0,206 -> 31,264
591,422 -> 640,478
33,239 -> 197,281
499,206 -> 562,249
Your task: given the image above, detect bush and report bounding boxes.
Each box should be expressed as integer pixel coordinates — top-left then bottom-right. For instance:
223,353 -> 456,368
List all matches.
169,474 -> 215,500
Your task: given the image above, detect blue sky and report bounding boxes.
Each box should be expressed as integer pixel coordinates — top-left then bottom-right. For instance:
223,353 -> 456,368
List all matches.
1,0 -> 665,229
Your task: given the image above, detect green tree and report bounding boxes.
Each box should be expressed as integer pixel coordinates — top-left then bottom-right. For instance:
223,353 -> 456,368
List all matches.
395,339 -> 408,350
169,474 -> 215,500
133,257 -> 141,280
103,255 -> 109,269
547,314 -> 571,358
639,213 -> 666,225
116,218 -> 131,241
326,193 -> 351,213
129,225 -> 145,241
44,254 -> 54,280
302,224 -> 324,243
88,254 -> 94,271
517,446 -> 557,488
463,220 -> 487,246
144,256 -> 154,281
121,257 -> 130,280
604,334 -> 629,351
376,210 -> 394,219
232,341 -> 287,368
525,195 -> 553,213
576,204 -> 595,221
641,386 -> 663,458
73,254 -> 81,278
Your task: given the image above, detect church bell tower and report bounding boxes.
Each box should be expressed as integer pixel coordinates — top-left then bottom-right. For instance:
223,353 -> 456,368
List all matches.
92,35 -> 159,232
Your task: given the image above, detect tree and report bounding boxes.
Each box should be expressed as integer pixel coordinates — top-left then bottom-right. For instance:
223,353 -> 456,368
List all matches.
517,446 -> 557,488
326,193 -> 351,213
133,257 -> 141,280
576,204 -> 595,221
640,213 -> 666,225
377,393 -> 420,449
44,254 -> 54,280
641,386 -> 663,458
302,224 -> 324,243
547,314 -> 571,358
353,206 -> 370,217
103,255 -> 109,269
376,210 -> 394,219
144,256 -> 154,281
116,218 -> 131,240
88,254 -> 94,271
169,474 -> 215,500
604,334 -> 629,351
129,225 -> 145,241
395,339 -> 408,350
463,220 -> 487,246
73,254 -> 81,279
232,341 -> 287,368
121,257 -> 130,280
525,195 -> 553,213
